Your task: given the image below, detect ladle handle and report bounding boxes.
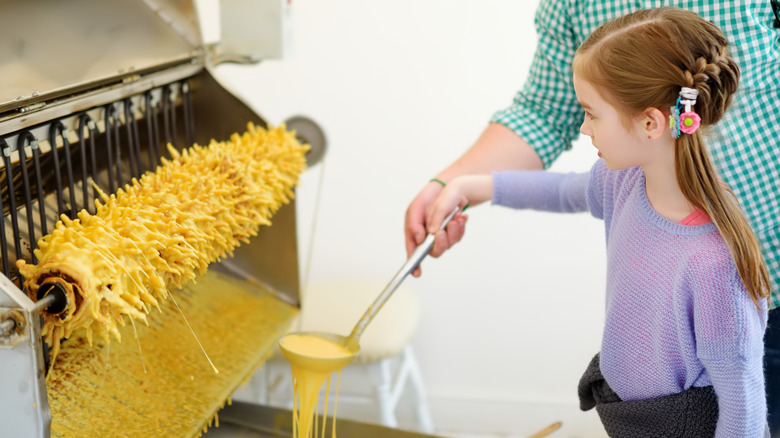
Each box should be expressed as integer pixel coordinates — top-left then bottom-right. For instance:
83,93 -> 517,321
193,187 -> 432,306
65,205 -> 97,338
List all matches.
347,206 -> 461,343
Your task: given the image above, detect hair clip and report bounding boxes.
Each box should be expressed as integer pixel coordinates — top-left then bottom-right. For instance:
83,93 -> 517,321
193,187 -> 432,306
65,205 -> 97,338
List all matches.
679,111 -> 701,134
677,87 -> 700,135
669,98 -> 681,139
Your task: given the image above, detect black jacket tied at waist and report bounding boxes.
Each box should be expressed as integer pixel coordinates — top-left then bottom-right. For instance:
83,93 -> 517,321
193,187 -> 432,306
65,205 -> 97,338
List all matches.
578,353 -> 719,438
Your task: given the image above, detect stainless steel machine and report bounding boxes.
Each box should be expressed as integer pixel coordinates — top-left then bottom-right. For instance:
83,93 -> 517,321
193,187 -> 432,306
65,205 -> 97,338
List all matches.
0,1 -> 439,437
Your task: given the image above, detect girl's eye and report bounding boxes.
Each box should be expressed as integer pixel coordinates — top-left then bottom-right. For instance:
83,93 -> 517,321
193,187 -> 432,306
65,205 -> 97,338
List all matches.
585,111 -> 594,120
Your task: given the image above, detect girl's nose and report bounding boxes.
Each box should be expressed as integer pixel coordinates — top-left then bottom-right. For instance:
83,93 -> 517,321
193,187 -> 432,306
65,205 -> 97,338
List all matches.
580,121 -> 591,136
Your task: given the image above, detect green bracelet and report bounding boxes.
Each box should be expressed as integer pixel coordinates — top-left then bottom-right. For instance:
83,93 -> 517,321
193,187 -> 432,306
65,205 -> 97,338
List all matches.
430,178 -> 446,187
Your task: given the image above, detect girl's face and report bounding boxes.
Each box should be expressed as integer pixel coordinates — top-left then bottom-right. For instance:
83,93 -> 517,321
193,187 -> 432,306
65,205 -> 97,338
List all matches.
573,75 -> 647,170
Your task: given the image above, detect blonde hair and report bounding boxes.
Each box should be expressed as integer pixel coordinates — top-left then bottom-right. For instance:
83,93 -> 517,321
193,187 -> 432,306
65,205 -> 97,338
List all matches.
573,7 -> 770,313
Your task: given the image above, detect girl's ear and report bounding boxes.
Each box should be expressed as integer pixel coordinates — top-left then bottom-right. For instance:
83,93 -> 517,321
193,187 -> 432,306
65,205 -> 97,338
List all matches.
640,107 -> 668,140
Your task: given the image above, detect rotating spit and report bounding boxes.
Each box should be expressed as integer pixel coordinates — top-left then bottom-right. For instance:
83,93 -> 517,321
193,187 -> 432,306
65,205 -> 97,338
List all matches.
0,283 -> 66,338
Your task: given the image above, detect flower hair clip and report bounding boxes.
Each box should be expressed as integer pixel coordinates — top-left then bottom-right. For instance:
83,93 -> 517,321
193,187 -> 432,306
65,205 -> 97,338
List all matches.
669,99 -> 681,139
673,87 -> 701,138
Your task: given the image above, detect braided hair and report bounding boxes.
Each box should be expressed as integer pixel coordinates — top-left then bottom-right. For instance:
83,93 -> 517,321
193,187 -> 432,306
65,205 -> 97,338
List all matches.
573,7 -> 769,314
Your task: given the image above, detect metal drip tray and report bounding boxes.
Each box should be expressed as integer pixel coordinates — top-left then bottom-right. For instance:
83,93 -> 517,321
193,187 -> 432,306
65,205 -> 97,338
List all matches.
205,402 -> 443,438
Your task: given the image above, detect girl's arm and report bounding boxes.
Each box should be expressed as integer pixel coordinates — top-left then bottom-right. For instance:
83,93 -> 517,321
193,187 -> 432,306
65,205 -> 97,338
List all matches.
696,272 -> 768,437
425,167 -> 599,247
493,170 -> 592,214
699,354 -> 766,437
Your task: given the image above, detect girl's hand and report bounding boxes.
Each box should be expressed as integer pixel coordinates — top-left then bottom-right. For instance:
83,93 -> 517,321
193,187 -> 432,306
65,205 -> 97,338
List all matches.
425,175 -> 493,258
426,184 -> 470,235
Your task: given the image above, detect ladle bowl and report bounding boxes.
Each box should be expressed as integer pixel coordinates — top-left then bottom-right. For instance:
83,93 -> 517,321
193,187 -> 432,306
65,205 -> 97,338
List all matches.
278,331 -> 358,373
279,206 -> 462,372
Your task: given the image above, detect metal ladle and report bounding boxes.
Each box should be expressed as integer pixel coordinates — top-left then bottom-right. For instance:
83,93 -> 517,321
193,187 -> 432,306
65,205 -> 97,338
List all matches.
279,206 -> 462,371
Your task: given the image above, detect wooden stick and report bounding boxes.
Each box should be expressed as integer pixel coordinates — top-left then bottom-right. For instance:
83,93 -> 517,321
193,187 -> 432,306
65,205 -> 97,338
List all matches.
528,421 -> 562,438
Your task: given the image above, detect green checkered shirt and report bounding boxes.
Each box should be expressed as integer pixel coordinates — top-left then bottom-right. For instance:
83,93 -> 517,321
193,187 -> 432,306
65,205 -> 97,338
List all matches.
492,0 -> 780,307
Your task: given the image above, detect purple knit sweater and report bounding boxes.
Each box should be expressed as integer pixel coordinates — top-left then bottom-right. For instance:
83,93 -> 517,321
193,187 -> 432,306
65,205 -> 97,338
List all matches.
493,160 -> 767,437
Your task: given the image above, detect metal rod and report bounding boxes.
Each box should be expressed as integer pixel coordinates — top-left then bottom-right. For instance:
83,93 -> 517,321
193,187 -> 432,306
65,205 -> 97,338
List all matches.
3,141 -> 23,265
104,104 -> 116,191
0,197 -> 6,276
153,93 -> 164,160
77,121 -> 89,214
35,282 -> 68,315
79,114 -> 98,213
59,125 -> 77,219
348,207 -> 460,343
0,141 -> 8,277
182,81 -> 194,148
162,86 -> 172,153
144,92 -> 159,168
29,135 -> 48,236
16,132 -> 37,264
110,104 -> 123,188
129,99 -> 143,173
123,98 -> 138,177
0,287 -> 67,337
49,122 -> 66,214
33,292 -> 59,314
170,84 -> 179,149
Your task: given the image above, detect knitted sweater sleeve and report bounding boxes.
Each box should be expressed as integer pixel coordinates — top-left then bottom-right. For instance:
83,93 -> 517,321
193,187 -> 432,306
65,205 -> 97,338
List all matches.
492,159 -> 608,217
694,267 -> 767,437
492,170 -> 590,213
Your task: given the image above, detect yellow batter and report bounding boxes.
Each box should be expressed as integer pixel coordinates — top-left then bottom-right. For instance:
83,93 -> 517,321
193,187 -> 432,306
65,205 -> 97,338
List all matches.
281,334 -> 354,359
279,334 -> 354,438
46,270 -> 299,437
16,123 -> 308,369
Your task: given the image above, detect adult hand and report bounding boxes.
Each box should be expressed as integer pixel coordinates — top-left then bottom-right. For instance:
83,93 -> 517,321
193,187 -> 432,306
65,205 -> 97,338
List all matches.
404,181 -> 468,277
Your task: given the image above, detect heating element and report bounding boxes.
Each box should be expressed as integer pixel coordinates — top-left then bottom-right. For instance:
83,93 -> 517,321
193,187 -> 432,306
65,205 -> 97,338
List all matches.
0,81 -> 196,277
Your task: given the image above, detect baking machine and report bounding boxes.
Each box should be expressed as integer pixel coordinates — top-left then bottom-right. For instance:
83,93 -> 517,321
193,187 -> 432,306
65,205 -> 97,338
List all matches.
0,1 -> 439,437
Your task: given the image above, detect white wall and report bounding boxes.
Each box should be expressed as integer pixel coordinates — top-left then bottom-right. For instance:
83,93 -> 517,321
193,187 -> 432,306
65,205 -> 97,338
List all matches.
206,0 -> 607,434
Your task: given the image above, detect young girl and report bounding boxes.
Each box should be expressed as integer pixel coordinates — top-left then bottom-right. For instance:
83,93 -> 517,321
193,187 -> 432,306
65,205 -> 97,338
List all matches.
426,8 -> 770,437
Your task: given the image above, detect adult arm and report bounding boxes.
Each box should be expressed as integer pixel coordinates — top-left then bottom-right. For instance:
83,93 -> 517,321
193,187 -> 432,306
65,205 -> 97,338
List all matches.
405,0 -> 584,276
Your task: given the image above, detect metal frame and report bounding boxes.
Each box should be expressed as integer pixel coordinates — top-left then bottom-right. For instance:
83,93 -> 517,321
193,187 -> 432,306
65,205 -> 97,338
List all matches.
0,1 -> 321,436
0,275 -> 51,437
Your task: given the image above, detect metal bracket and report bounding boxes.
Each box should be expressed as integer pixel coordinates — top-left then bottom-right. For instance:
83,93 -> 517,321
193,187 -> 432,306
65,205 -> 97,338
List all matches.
0,308 -> 27,348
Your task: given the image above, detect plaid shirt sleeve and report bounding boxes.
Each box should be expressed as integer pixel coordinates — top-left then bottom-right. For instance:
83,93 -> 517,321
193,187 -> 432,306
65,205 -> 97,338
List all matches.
490,0 -> 585,169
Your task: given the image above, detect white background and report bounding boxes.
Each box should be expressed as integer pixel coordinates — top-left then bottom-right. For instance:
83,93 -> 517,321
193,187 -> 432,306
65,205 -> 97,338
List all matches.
202,0 -> 607,435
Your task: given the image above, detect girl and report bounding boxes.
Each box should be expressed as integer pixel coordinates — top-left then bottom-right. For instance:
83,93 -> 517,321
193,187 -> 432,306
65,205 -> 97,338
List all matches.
426,7 -> 770,437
